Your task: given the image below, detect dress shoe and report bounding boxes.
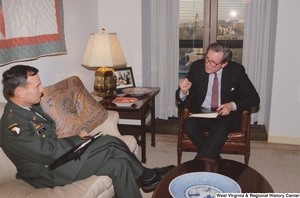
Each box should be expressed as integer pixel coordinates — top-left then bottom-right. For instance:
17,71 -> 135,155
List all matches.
140,165 -> 175,191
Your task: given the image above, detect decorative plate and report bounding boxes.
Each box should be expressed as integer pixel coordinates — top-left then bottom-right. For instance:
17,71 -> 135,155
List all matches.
169,172 -> 241,198
122,87 -> 152,96
112,97 -> 137,107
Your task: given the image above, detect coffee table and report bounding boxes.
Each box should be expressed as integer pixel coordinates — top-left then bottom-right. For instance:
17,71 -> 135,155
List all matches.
152,158 -> 274,197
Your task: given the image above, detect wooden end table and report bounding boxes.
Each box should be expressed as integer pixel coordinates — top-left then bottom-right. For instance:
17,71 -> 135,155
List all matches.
101,87 -> 160,163
152,158 -> 274,197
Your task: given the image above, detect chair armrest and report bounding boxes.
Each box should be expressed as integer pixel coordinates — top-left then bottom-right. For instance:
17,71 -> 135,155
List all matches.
239,109 -> 251,144
178,92 -> 195,137
240,110 -> 251,131
89,110 -> 121,136
179,92 -> 195,120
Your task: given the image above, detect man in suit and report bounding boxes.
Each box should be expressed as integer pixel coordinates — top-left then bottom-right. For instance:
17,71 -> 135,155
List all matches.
176,42 -> 260,159
0,65 -> 174,198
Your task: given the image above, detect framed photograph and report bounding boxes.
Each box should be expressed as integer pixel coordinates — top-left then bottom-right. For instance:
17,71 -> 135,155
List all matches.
114,67 -> 135,91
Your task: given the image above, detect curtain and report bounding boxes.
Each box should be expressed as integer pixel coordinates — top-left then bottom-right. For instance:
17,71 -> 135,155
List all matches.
242,0 -> 278,126
150,0 -> 180,119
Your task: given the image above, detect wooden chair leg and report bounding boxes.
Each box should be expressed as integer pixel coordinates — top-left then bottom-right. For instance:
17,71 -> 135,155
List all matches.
177,148 -> 182,165
245,153 -> 250,165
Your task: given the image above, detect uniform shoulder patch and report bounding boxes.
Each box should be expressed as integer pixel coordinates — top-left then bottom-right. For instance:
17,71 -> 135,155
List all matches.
8,123 -> 21,135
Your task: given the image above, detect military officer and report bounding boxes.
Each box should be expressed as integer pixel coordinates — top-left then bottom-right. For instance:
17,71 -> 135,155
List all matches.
0,65 -> 174,198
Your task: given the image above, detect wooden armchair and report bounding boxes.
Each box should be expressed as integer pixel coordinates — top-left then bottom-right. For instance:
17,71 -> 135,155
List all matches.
177,92 -> 251,165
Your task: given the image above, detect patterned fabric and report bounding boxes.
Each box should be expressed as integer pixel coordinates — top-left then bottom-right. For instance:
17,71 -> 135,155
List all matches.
40,76 -> 108,138
0,0 -> 66,66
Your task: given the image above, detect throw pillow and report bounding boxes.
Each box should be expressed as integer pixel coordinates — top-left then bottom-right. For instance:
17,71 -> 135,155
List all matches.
40,76 -> 108,138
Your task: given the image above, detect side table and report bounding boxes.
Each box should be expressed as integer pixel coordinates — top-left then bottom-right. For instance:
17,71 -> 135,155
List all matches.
100,87 -> 160,163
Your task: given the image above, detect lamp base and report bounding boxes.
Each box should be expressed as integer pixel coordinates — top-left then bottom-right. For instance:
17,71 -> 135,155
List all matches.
94,88 -> 116,97
94,67 -> 117,97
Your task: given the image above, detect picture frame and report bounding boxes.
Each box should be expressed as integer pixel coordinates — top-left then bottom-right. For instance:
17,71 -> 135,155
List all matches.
114,67 -> 135,91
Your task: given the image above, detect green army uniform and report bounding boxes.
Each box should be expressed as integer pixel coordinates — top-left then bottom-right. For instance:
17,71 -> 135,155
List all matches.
0,100 -> 143,198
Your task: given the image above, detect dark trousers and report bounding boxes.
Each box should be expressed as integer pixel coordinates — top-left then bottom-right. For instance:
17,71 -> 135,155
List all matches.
75,135 -> 143,198
183,115 -> 236,159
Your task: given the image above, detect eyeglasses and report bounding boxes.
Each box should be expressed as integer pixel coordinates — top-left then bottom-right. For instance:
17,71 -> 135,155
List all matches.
205,56 -> 222,67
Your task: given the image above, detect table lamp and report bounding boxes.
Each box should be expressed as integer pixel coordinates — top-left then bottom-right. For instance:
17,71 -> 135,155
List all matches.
81,29 -> 127,97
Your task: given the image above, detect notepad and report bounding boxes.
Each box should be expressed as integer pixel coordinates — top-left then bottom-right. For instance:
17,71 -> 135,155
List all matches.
189,109 -> 219,118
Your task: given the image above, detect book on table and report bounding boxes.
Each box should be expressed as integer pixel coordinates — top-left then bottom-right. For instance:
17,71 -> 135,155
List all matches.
189,109 -> 220,118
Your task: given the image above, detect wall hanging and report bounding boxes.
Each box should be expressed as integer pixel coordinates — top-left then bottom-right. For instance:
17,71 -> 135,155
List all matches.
0,0 -> 66,66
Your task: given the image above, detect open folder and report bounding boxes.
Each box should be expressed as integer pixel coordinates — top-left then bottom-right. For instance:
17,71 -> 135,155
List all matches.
49,132 -> 103,171
189,109 -> 220,118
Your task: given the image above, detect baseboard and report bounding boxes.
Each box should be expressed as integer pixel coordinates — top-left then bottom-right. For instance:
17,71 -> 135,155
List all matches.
268,136 -> 300,145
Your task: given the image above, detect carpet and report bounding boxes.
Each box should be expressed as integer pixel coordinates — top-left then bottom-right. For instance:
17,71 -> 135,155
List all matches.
139,133 -> 300,197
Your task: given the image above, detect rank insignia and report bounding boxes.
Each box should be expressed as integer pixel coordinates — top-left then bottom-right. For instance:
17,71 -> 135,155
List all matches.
31,121 -> 46,135
8,123 -> 21,135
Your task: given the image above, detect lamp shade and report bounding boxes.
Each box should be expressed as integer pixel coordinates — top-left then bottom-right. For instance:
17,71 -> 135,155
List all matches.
81,32 -> 127,68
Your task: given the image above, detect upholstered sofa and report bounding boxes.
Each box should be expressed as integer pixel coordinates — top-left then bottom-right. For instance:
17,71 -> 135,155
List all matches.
0,76 -> 139,198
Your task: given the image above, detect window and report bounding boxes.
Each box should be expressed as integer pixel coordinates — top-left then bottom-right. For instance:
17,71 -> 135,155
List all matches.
179,0 -> 204,79
179,0 -> 245,79
217,0 -> 245,63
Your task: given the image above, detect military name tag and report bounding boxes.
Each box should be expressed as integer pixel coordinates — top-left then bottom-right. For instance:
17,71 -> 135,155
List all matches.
37,126 -> 46,135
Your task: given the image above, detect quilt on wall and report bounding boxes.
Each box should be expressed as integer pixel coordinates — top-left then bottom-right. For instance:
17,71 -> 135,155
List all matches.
0,0 -> 66,66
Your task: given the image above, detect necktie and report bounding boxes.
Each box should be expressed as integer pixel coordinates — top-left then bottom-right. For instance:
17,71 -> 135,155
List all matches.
211,73 -> 218,110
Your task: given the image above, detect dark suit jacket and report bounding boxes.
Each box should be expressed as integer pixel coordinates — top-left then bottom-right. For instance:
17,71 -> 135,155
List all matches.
176,59 -> 260,129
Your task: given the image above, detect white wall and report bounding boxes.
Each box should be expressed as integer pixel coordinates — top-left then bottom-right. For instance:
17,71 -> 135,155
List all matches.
0,0 -> 99,102
97,0 -> 145,87
268,0 -> 300,145
141,0 -> 152,86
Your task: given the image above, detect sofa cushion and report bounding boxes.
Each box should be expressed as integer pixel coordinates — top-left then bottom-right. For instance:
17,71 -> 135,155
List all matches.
40,76 -> 108,138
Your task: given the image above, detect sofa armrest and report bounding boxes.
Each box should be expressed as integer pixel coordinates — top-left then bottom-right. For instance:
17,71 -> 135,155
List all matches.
0,147 -> 17,186
89,110 -> 120,136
